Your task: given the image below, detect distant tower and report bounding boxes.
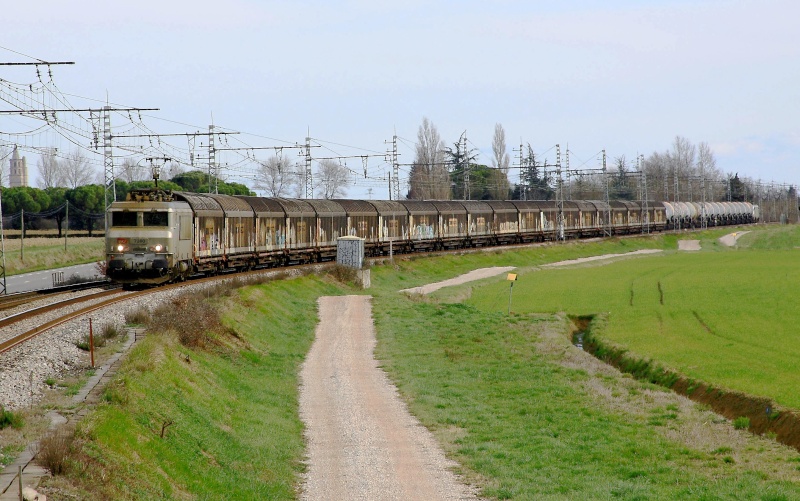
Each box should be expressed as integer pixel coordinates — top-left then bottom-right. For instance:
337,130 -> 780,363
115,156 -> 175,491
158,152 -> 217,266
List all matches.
8,146 -> 28,187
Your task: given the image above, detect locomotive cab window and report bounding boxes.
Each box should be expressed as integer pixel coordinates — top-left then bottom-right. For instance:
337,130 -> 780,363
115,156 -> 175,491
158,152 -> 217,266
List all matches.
143,211 -> 169,227
111,211 -> 138,227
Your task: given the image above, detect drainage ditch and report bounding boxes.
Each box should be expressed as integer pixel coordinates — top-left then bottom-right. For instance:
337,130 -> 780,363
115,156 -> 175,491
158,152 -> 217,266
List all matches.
570,315 -> 800,452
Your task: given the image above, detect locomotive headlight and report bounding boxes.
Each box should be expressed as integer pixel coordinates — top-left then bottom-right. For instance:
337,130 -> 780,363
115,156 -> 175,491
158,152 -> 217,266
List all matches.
154,244 -> 163,252
117,244 -> 125,252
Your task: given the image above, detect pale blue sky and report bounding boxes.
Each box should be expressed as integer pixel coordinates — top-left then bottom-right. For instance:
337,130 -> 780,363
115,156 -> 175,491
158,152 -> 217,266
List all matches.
2,0 -> 797,197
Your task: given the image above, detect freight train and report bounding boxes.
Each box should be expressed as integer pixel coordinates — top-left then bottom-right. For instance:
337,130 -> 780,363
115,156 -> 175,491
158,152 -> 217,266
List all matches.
105,187 -> 759,285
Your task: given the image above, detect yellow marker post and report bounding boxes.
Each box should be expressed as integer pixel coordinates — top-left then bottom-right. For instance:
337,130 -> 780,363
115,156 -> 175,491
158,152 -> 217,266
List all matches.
507,273 -> 517,315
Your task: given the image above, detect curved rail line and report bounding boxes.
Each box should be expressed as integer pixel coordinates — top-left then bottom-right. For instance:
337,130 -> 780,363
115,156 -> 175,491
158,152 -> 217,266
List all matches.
0,266 -> 310,355
0,289 -> 135,354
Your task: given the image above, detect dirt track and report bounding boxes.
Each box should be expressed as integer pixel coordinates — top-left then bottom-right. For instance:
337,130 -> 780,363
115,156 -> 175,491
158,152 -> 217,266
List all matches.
299,295 -> 480,500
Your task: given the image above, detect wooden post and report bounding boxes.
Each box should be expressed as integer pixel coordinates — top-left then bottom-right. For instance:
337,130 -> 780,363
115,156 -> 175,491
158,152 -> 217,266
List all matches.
18,465 -> 22,501
89,318 -> 95,368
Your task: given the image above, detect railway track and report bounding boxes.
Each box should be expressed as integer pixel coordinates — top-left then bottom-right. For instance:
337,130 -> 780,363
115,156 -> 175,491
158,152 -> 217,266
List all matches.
0,265 -> 317,356
0,288 -> 134,354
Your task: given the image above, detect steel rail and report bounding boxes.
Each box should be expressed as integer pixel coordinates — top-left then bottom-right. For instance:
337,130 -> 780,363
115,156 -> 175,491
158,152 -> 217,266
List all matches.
0,289 -> 125,331
0,289 -> 149,354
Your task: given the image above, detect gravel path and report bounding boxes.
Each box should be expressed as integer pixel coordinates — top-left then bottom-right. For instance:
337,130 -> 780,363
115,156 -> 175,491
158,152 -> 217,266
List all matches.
719,231 -> 749,246
299,296 -> 481,501
400,266 -> 515,295
540,249 -> 662,267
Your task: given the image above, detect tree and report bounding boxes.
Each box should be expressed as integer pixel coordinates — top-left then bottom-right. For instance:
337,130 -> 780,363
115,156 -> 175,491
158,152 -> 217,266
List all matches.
612,155 -> 635,200
408,117 -> 449,200
670,136 -> 696,201
115,179 -> 183,201
45,187 -> 68,237
167,170 -> 252,195
256,155 -> 296,197
316,159 -> 350,199
445,134 -> 479,200
516,144 -> 553,200
118,157 -> 149,183
490,123 -> 511,200
728,173 -> 747,202
66,185 -> 105,236
0,186 -> 51,232
62,150 -> 96,189
36,149 -> 63,188
170,170 -> 207,192
0,146 -> 8,187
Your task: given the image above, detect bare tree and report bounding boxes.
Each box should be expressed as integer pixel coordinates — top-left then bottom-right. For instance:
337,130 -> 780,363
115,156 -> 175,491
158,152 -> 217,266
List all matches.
62,150 -> 95,188
37,149 -> 63,188
256,155 -> 296,197
697,141 -> 724,200
490,123 -> 511,199
671,136 -> 696,201
0,146 -> 8,186
491,123 -> 510,173
408,117 -> 450,199
316,159 -> 350,199
118,157 -> 149,183
644,138 -> 731,202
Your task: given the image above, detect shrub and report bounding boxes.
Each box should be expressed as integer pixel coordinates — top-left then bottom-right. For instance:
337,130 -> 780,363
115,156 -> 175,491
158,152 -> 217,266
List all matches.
733,416 -> 750,430
0,406 -> 23,430
125,307 -> 150,326
101,322 -> 122,341
37,429 -> 74,475
149,294 -> 232,348
327,264 -> 358,285
75,335 -> 90,351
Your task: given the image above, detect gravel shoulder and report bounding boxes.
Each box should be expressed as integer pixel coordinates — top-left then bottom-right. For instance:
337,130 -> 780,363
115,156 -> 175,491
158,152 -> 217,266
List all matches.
299,295 -> 481,501
719,231 -> 749,246
400,266 -> 515,295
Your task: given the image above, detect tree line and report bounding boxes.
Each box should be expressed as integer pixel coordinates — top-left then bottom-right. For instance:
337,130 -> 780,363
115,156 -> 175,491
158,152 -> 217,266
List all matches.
404,118 -> 797,210
0,170 -> 252,236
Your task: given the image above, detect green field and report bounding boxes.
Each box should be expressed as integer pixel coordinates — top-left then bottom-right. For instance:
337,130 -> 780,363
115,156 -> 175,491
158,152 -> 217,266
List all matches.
466,227 -> 800,410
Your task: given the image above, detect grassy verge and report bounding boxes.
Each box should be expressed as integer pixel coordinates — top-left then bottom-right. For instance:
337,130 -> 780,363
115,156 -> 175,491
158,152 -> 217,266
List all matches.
2,237 -> 104,276
43,275 -> 345,499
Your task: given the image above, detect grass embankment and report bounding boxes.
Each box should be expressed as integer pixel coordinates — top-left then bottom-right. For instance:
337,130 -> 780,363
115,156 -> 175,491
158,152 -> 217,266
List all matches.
368,236 -> 800,499
2,237 -> 104,276
467,225 -> 800,410
47,275 -> 344,499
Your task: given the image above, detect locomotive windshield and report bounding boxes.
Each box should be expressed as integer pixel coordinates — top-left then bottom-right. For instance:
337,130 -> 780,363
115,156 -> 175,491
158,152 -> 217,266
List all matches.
143,211 -> 169,227
110,210 -> 169,227
111,211 -> 138,227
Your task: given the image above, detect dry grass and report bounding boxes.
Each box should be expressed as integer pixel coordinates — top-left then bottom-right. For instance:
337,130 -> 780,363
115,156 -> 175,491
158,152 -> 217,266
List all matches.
2,237 -> 104,276
148,293 -> 235,348
124,307 -> 150,326
36,428 -> 75,476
